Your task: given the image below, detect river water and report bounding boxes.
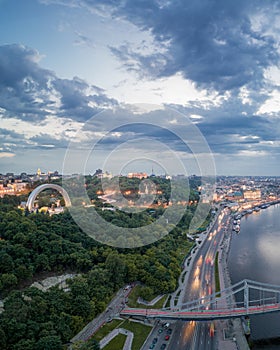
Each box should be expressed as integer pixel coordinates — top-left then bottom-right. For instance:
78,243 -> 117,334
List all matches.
228,204 -> 280,345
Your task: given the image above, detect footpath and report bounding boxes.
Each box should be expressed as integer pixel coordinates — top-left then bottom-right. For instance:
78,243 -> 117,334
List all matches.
99,328 -> 134,350
137,294 -> 164,306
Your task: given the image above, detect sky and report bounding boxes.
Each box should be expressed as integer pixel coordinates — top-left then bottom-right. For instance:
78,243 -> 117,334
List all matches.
1,0 -> 280,176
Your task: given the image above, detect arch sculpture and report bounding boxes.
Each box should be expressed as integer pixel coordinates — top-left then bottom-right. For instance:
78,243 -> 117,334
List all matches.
26,184 -> 71,211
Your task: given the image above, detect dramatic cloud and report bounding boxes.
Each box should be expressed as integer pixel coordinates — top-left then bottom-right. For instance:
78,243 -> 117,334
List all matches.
0,44 -> 54,121
0,127 -> 31,154
168,90 -> 280,158
1,1 -> 280,174
0,44 -> 118,123
53,77 -> 117,121
0,43 -> 117,162
29,133 -> 70,149
76,0 -> 280,92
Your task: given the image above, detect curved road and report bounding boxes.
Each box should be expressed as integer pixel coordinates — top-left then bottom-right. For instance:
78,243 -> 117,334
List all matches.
168,208 -> 230,350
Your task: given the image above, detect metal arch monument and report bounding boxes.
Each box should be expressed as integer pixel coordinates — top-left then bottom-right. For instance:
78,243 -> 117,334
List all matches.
26,184 -> 71,211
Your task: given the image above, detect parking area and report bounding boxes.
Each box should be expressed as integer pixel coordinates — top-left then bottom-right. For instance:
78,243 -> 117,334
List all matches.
142,322 -> 174,350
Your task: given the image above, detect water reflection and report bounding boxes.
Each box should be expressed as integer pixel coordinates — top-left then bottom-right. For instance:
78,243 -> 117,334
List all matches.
228,204 -> 280,343
257,234 -> 280,270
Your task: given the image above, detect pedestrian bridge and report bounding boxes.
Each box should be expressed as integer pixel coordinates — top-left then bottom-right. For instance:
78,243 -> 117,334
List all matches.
121,279 -> 280,321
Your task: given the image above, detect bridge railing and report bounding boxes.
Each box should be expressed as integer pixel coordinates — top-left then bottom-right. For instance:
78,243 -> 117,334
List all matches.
160,279 -> 280,313
121,302 -> 280,320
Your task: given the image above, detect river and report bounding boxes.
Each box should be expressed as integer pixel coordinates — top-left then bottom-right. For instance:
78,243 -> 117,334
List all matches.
228,204 -> 280,347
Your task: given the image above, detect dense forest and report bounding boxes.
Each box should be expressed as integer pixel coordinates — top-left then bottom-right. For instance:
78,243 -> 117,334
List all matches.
0,176 -> 206,350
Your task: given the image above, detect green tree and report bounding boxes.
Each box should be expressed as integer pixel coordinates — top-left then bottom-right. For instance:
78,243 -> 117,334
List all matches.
70,315 -> 84,335
105,252 -> 126,288
139,286 -> 154,301
81,338 -> 100,350
12,339 -> 36,350
0,252 -> 14,273
0,273 -> 18,292
73,338 -> 100,350
36,335 -> 63,350
34,253 -> 50,271
0,327 -> 6,349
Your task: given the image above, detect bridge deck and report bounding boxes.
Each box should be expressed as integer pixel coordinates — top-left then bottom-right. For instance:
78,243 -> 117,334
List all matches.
121,303 -> 280,321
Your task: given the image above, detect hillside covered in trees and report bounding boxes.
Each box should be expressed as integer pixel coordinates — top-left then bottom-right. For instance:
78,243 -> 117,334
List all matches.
0,176 -> 207,350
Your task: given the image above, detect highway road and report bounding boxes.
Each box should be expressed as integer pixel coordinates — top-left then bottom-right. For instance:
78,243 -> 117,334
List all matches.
167,208 -> 230,350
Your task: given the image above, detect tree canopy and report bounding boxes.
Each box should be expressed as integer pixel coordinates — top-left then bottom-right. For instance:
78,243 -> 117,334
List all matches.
0,175 -> 206,350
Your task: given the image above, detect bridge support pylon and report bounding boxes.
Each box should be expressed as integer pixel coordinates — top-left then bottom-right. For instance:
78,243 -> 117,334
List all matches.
244,280 -> 249,313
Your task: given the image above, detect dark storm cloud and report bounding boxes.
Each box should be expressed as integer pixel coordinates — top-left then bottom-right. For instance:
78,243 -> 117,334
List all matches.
0,128 -> 70,152
29,133 -> 70,148
94,123 -> 180,150
0,44 -> 54,121
81,109 -> 207,155
53,77 -> 117,122
0,128 -> 31,152
0,128 -> 23,139
83,0 -> 279,91
0,44 -> 117,123
79,101 -> 277,157
0,44 -> 51,88
168,92 -> 280,156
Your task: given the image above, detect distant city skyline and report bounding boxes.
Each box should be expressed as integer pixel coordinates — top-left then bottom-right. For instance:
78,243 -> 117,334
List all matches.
1,1 -> 280,175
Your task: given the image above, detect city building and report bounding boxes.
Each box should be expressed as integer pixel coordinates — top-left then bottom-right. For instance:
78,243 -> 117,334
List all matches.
243,189 -> 261,201
0,184 -> 14,196
0,181 -> 28,197
127,172 -> 148,179
226,191 -> 244,202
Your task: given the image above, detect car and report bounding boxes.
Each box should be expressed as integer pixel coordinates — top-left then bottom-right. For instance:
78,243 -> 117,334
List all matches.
166,328 -> 172,335
164,335 -> 170,341
158,328 -> 163,334
209,322 -> 215,337
149,344 -> 155,349
160,345 -> 166,350
152,337 -> 158,344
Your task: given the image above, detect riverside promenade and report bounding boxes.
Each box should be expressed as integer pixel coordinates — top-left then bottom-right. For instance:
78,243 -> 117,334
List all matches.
216,216 -> 250,350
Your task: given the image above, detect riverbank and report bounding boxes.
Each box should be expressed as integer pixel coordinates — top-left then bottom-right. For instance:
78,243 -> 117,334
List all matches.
217,213 -> 250,350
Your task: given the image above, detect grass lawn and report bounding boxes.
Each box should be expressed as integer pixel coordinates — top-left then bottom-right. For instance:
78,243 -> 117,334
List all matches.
164,295 -> 171,308
120,320 -> 152,350
215,251 -> 221,297
103,333 -> 126,350
92,318 -> 152,350
146,295 -> 167,309
93,319 -> 124,341
127,285 -> 167,309
127,285 -> 143,308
